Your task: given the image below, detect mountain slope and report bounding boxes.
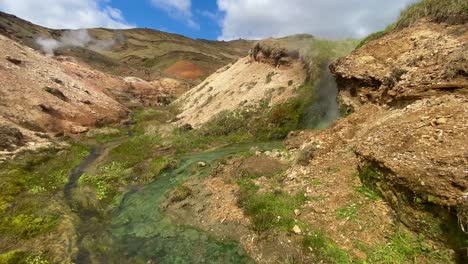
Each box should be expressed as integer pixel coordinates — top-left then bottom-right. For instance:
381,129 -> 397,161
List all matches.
0,11 -> 252,81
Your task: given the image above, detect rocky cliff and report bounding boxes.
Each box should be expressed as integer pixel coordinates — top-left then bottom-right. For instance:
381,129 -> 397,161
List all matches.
283,18 -> 467,261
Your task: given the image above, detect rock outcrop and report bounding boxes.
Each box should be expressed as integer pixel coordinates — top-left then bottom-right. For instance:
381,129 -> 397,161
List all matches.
330,21 -> 467,110
283,19 -> 468,259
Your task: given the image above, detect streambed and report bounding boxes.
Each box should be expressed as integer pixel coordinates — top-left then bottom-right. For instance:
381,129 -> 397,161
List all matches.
67,138 -> 281,263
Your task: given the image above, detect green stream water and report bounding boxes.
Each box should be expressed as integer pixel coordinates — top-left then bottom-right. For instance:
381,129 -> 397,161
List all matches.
82,142 -> 282,263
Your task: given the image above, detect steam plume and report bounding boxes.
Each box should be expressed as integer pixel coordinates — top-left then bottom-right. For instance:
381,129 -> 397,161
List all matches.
36,29 -> 122,56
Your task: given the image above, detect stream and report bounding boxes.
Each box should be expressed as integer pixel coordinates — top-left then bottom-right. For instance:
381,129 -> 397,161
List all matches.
65,133 -> 281,263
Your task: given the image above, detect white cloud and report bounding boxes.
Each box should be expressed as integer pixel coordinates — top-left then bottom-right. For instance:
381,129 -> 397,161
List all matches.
151,0 -> 199,29
0,0 -> 132,29
217,0 -> 418,40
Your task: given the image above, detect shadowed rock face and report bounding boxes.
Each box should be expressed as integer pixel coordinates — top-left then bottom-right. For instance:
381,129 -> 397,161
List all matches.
0,125 -> 23,151
330,21 -> 468,111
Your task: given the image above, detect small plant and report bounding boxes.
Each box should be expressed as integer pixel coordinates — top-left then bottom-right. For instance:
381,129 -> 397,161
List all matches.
354,185 -> 380,201
237,178 -> 307,232
171,185 -> 192,202
79,162 -> 127,201
303,230 -> 352,264
336,203 -> 359,222
311,179 -> 322,187
266,72 -> 276,84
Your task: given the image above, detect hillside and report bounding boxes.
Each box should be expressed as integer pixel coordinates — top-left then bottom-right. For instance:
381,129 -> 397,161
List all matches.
0,1 -> 467,264
0,11 -> 252,81
176,35 -> 358,129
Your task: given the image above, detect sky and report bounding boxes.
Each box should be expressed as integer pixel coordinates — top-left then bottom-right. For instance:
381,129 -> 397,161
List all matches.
0,0 -> 418,40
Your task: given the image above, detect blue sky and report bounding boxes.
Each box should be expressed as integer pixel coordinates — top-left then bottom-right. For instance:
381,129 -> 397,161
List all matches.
111,0 -> 221,39
0,0 -> 417,40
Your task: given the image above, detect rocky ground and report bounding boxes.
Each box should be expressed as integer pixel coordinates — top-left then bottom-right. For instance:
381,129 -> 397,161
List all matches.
162,20 -> 468,263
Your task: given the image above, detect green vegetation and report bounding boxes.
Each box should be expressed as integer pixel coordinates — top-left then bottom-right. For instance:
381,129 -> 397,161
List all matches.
356,24 -> 396,49
354,185 -> 380,201
170,185 -> 192,202
335,203 -> 359,222
396,0 -> 468,29
0,251 -> 49,264
133,107 -> 175,135
0,144 -> 88,240
87,127 -> 127,143
79,162 -> 127,201
237,175 -> 306,232
356,227 -> 452,263
110,135 -> 162,167
303,230 -> 352,264
265,72 -> 276,84
357,162 -> 384,193
357,0 -> 468,49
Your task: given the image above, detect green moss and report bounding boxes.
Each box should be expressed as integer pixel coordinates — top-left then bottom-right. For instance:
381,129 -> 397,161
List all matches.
133,107 -> 176,136
339,104 -> 354,117
0,251 -> 49,264
79,162 -> 127,201
0,144 -> 88,239
170,185 -> 192,202
110,135 -> 162,167
94,128 -> 127,143
302,230 -> 352,264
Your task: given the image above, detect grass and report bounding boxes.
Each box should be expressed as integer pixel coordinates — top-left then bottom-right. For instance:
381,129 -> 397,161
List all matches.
335,203 -> 359,222
110,134 -> 162,167
357,0 -> 468,49
354,185 -> 380,201
237,178 -> 307,232
356,227 -> 452,263
396,0 -> 468,29
303,230 -> 352,264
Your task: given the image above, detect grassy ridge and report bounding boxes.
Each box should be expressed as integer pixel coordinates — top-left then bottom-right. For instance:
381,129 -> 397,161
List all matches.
357,0 -> 468,48
396,0 -> 468,29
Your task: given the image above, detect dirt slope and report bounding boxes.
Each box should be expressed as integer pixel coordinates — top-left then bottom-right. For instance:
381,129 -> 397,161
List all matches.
0,34 -> 127,151
0,33 -> 186,158
175,56 -> 306,127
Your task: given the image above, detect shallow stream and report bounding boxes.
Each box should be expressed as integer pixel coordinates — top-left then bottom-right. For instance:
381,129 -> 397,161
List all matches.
68,140 -> 281,263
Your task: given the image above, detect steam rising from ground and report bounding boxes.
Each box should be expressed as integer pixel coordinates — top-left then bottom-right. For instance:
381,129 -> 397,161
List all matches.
36,29 -> 121,56
300,65 -> 340,129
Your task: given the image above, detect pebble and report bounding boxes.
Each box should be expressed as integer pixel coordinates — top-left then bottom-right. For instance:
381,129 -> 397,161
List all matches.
292,225 -> 302,234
